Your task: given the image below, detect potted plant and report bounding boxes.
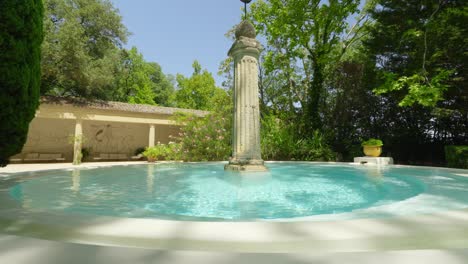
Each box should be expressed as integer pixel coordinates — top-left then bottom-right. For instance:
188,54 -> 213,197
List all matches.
361,138 -> 383,157
143,144 -> 168,162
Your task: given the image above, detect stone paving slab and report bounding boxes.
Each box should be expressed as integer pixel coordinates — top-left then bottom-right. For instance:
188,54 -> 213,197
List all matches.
1,234 -> 467,264
0,162 -> 148,175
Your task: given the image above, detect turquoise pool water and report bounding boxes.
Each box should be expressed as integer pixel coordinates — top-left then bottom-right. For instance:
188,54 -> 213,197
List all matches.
6,162 -> 468,221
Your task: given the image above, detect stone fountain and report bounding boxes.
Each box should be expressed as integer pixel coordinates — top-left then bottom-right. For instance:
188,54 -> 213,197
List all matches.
225,0 -> 268,172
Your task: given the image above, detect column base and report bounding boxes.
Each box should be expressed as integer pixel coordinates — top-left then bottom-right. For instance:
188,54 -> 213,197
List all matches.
224,164 -> 269,172
225,159 -> 268,172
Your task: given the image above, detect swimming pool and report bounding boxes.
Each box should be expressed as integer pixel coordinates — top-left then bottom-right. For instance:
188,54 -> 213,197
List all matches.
4,162 -> 468,221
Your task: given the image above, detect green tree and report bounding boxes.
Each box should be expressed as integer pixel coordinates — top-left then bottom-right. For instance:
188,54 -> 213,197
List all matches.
362,0 -> 467,162
114,47 -> 174,105
41,0 -> 128,99
174,60 -> 230,111
114,47 -> 157,105
147,62 -> 175,106
0,0 -> 43,166
368,0 -> 467,108
250,0 -> 370,132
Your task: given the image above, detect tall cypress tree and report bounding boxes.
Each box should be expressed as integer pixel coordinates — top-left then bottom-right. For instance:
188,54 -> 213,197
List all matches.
0,0 -> 44,166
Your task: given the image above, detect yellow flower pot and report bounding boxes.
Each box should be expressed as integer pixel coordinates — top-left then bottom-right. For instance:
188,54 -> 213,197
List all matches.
363,146 -> 382,157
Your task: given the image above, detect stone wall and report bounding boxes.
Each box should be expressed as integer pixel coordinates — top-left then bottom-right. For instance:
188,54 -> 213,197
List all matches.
21,118 -> 75,160
17,117 -> 179,161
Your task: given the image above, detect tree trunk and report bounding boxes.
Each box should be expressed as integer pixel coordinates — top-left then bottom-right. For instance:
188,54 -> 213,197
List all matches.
305,55 -> 324,133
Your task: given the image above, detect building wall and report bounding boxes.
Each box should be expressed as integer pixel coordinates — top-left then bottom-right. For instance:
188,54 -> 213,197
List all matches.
21,118 -> 75,160
82,121 -> 178,158
14,104 -> 183,162
83,121 -> 148,158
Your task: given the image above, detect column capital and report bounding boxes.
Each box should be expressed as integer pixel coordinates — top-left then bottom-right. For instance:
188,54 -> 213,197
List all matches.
228,36 -> 263,59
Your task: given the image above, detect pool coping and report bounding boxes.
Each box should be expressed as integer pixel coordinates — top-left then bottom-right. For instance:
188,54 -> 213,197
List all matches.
1,161 -> 468,253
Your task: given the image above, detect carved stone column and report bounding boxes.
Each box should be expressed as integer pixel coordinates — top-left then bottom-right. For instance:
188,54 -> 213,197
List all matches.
73,119 -> 83,165
225,20 -> 267,172
148,124 -> 156,147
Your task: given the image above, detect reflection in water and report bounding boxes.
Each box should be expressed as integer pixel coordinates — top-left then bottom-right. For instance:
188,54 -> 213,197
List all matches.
236,171 -> 273,219
20,186 -> 31,209
358,165 -> 386,183
72,169 -> 81,192
147,164 -> 154,193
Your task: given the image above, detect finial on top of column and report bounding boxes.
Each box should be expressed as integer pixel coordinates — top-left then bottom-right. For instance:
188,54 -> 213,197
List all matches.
236,1 -> 256,39
235,20 -> 256,39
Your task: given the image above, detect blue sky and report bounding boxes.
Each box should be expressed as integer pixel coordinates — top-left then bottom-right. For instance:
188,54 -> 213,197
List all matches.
110,0 -> 245,86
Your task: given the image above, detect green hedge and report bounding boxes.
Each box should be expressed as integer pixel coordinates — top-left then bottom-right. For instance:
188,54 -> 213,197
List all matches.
0,0 -> 43,166
445,145 -> 468,169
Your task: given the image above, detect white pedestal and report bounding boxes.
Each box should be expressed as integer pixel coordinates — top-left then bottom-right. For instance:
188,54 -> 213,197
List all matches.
354,157 -> 394,165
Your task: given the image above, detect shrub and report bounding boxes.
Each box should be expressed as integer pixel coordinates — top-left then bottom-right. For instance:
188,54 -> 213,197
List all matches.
261,114 -> 335,161
293,130 -> 335,161
0,0 -> 44,166
165,142 -> 184,161
261,115 -> 296,160
361,138 -> 383,147
143,144 -> 170,161
344,144 -> 363,161
445,145 -> 468,169
172,112 -> 231,161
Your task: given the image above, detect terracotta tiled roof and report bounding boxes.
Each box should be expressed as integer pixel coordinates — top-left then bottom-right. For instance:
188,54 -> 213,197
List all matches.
40,96 -> 209,117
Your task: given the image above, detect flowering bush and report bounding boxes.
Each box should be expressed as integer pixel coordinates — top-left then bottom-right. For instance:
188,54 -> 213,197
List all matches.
170,111 -> 232,161
165,141 -> 184,161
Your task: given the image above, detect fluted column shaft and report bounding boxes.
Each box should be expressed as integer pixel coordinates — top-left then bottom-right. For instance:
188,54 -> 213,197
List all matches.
225,36 -> 267,172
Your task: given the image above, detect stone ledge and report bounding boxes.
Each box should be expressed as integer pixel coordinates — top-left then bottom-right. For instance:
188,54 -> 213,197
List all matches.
224,164 -> 269,172
354,157 -> 394,165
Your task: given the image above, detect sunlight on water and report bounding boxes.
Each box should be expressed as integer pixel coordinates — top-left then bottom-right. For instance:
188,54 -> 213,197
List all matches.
6,163 -> 468,221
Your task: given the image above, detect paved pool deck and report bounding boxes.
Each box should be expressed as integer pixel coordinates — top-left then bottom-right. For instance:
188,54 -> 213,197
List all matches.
0,161 -> 149,174
1,162 -> 467,263
1,234 -> 467,264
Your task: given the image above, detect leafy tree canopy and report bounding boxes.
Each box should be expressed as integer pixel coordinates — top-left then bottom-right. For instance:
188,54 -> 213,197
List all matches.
367,0 -> 467,108
174,60 -> 230,111
250,0 -> 372,132
41,0 -> 128,99
113,47 -> 172,105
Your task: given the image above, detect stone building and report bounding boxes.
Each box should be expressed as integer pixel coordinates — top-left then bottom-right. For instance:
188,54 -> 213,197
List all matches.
10,97 -> 207,163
